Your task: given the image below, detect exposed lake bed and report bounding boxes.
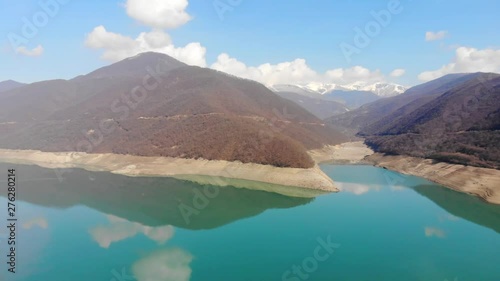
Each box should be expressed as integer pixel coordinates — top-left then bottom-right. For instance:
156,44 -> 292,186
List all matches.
1,140 -> 499,203
0,148 -> 338,197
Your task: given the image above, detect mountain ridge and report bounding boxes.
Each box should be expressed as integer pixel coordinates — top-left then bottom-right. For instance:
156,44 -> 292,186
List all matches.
0,80 -> 26,92
327,72 -> 500,169
270,82 -> 407,111
270,81 -> 407,98
0,52 -> 348,169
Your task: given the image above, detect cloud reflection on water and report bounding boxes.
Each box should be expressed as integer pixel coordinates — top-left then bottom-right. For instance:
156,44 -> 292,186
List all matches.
424,227 -> 447,238
335,181 -> 406,195
22,217 -> 49,230
132,248 -> 193,281
89,215 -> 174,248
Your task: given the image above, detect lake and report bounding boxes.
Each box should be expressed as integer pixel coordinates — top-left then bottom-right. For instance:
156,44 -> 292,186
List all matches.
0,163 -> 499,281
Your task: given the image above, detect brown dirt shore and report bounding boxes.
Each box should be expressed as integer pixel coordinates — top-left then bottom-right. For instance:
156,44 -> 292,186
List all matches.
308,141 -> 374,164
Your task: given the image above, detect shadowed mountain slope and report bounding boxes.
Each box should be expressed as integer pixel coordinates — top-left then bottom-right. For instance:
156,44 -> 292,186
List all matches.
327,73 -> 493,134
364,73 -> 500,168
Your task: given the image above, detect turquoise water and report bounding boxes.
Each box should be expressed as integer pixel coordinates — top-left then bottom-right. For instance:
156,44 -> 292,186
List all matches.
0,163 -> 499,281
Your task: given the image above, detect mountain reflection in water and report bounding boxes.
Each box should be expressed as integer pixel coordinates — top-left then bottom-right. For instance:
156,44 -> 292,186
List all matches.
0,163 -> 313,230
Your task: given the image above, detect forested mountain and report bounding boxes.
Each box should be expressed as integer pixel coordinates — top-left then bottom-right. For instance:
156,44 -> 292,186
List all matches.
0,52 -> 348,168
328,73 -> 500,168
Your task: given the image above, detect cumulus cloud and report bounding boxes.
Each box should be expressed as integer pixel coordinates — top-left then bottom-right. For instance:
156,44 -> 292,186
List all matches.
16,45 -> 44,57
390,68 -> 406,77
85,26 -> 207,66
211,54 -> 317,85
425,30 -> 448,41
211,53 -> 384,85
325,66 -> 384,84
85,0 -> 395,86
126,0 -> 191,29
86,0 -> 204,65
418,46 -> 500,81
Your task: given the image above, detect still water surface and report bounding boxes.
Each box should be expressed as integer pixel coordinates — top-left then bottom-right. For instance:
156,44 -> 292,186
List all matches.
0,163 -> 499,281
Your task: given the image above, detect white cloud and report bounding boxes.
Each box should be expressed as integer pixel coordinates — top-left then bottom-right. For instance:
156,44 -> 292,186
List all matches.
86,0 -> 394,86
390,68 -> 406,77
16,45 -> 44,57
211,54 -> 317,85
211,53 -> 385,85
425,30 -> 448,41
325,66 -> 384,84
85,26 -> 207,66
85,26 -> 137,51
418,46 -> 500,81
126,0 -> 191,29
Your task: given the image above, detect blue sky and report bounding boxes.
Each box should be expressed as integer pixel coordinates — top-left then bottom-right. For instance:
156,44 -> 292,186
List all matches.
1,0 -> 499,86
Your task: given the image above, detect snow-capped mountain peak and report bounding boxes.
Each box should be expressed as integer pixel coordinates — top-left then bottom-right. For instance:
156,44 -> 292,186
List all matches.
298,82 -> 343,94
345,82 -> 407,97
270,82 -> 407,98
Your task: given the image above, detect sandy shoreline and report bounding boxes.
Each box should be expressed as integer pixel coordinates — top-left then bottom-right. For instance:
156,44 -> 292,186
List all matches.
2,143 -> 498,203
366,153 -> 500,205
308,141 -> 374,164
0,149 -> 337,198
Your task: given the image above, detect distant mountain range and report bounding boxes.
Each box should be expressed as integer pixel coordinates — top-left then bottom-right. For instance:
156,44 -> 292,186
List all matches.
328,72 -> 500,169
0,52 -> 348,169
275,91 -> 349,119
270,82 -> 407,98
269,82 -> 407,114
322,90 -> 381,109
